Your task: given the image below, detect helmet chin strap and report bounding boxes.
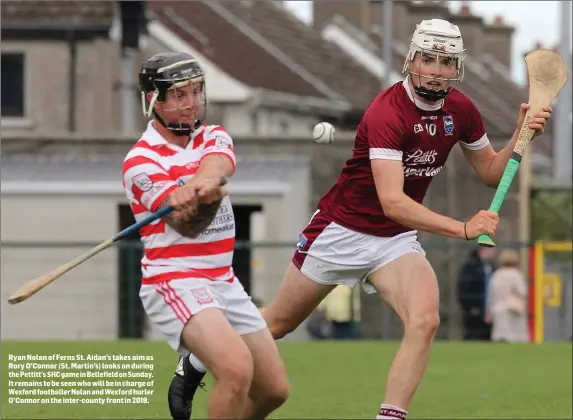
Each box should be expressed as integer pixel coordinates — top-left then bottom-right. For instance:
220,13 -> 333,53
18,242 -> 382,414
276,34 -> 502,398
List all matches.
152,110 -> 196,136
151,96 -> 204,137
410,73 -> 450,101
413,84 -> 449,101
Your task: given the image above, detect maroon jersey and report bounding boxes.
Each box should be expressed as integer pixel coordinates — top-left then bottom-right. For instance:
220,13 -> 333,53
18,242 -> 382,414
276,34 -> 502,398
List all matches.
317,78 -> 489,237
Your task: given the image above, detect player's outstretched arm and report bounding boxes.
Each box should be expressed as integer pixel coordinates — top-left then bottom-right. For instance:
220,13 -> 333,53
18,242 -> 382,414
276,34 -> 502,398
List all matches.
122,150 -> 231,238
158,132 -> 235,238
372,160 -> 498,239
462,104 -> 551,187
157,189 -> 224,239
372,159 -> 466,239
193,154 -> 234,186
188,140 -> 235,206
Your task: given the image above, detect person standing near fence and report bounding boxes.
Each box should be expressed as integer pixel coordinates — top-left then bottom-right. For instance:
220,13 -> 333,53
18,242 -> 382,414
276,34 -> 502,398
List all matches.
485,249 -> 529,342
457,247 -> 497,340
316,285 -> 361,339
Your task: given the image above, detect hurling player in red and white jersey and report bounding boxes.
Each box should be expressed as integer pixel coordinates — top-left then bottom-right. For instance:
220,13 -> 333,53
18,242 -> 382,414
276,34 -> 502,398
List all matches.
261,20 -> 551,419
123,52 -> 288,420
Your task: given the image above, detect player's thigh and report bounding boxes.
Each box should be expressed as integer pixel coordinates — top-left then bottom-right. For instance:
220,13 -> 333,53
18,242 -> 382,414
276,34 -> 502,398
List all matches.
367,252 -> 439,326
264,216 -> 376,332
264,262 -> 335,333
181,307 -> 254,383
139,279 -> 224,354
214,278 -> 288,398
241,328 -> 290,401
145,279 -> 253,381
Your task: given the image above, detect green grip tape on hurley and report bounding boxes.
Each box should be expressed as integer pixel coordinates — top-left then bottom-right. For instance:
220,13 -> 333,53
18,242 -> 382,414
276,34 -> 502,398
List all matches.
477,157 -> 521,247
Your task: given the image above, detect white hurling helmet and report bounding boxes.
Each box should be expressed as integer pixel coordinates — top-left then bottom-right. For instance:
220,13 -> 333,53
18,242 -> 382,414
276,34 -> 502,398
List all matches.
402,19 -> 466,101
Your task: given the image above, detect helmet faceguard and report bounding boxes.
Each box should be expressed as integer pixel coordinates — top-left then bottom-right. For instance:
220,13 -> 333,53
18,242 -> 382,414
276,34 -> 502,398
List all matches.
402,19 -> 466,102
139,53 -> 207,137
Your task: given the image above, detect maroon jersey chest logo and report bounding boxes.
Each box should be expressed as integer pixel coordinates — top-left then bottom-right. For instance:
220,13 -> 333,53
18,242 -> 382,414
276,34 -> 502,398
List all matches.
403,148 -> 444,178
402,115 -> 458,179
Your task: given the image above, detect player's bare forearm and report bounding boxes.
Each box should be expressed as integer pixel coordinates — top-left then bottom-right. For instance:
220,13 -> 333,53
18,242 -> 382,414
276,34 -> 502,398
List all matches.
186,200 -> 223,236
382,194 -> 465,239
158,197 -> 222,238
474,103 -> 552,187
157,198 -> 198,237
194,154 -> 234,182
372,159 -> 464,239
485,130 -> 519,186
158,154 -> 231,238
462,131 -> 518,188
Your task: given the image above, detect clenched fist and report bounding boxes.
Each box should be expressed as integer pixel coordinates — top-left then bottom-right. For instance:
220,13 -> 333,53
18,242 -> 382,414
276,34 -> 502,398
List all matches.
168,177 -> 227,209
464,210 -> 499,240
516,103 -> 552,140
195,177 -> 228,205
169,183 -> 199,208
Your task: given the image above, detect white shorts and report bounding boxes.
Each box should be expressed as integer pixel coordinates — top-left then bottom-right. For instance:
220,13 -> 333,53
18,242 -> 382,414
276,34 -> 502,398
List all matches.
293,213 -> 426,294
139,277 -> 266,355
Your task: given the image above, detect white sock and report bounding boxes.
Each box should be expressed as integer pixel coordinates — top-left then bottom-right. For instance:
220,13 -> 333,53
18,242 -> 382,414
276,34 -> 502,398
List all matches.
188,353 -> 207,373
376,403 -> 407,420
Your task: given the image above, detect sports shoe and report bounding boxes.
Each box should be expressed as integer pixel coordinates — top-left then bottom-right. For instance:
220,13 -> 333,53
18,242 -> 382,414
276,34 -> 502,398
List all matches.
168,356 -> 206,419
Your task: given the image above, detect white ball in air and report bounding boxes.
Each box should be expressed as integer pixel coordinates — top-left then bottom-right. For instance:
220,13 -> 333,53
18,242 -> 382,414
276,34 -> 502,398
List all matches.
312,122 -> 335,144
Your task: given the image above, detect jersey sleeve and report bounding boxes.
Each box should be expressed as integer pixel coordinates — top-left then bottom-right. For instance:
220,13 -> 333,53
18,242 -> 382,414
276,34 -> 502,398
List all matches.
366,105 -> 406,161
122,147 -> 178,213
201,125 -> 236,173
459,99 -> 490,151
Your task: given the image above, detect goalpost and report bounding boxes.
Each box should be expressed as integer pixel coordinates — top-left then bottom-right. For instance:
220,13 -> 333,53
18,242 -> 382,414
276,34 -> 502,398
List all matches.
529,241 -> 573,344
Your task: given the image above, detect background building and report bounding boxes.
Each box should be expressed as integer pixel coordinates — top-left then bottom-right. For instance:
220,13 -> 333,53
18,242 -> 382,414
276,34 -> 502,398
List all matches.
1,0 -> 570,344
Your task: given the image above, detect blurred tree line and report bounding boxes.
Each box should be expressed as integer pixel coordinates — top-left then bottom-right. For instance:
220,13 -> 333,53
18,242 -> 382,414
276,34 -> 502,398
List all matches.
531,191 -> 572,242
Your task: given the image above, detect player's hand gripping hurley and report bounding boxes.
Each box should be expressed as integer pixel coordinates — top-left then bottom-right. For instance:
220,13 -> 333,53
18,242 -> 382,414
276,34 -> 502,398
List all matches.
477,49 -> 568,248
7,177 -> 228,305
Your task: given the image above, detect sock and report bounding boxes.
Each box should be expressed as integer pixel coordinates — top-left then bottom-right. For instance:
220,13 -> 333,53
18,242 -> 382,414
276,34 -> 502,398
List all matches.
188,353 -> 207,373
376,403 -> 407,420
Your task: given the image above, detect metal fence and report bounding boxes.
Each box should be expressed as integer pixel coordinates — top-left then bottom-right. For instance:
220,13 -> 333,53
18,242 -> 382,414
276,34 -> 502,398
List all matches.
2,239 -> 568,342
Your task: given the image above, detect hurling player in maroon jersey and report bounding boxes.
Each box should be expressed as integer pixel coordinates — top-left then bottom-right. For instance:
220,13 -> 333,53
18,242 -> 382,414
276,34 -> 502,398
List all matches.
261,19 -> 551,419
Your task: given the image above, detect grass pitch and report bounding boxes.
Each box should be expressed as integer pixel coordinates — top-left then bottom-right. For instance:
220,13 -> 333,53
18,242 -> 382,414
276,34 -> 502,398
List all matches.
2,340 -> 571,419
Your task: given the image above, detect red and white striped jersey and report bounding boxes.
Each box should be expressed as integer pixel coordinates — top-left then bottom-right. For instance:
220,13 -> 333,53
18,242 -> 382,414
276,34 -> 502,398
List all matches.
122,121 -> 237,285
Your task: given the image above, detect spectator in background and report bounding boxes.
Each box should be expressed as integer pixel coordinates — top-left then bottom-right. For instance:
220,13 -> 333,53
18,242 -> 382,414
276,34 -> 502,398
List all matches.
485,249 -> 529,343
457,247 -> 497,340
308,286 -> 361,340
306,305 -> 329,340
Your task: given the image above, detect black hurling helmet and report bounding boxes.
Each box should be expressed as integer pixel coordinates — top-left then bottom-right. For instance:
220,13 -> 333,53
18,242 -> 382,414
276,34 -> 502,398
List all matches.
139,52 -> 207,136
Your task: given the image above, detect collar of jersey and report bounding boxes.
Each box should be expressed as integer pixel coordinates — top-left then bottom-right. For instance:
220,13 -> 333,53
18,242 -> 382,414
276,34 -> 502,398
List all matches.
402,77 -> 443,112
142,121 -> 205,149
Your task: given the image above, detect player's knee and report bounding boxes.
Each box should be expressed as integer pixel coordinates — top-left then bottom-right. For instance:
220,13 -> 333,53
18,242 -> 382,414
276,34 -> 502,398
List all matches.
261,308 -> 293,340
214,354 -> 254,393
406,311 -> 440,340
269,378 -> 290,408
269,318 -> 295,340
261,374 -> 290,409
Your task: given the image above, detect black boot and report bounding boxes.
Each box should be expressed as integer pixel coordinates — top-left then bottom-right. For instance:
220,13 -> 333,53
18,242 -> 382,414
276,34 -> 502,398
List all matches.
168,356 -> 206,419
